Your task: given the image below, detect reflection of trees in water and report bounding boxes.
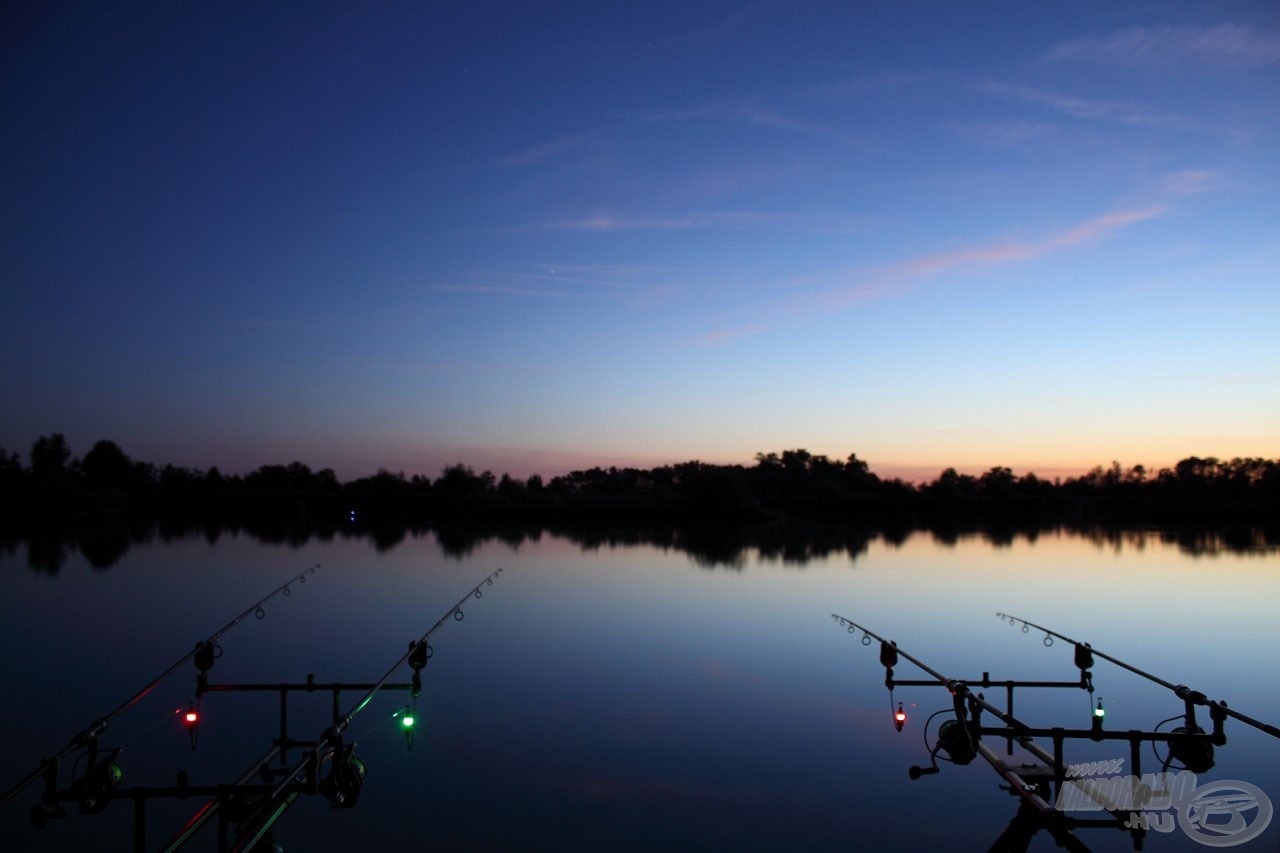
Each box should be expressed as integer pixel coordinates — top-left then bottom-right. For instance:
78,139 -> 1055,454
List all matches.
434,522 -> 872,569
745,523 -> 873,566
26,531 -> 70,574
880,525 -> 912,548
77,528 -> 130,569
676,526 -> 749,569
1,518 -> 1276,573
1160,525 -> 1279,556
929,523 -> 1052,550
1075,525 -> 1280,558
430,524 -> 547,559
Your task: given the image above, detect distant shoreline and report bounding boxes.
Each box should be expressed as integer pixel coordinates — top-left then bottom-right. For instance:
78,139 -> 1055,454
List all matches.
3,436 -> 1276,534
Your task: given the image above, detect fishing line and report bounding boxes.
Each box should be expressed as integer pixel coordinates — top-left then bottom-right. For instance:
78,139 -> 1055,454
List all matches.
922,708 -> 957,764
352,706 -> 407,743
1151,713 -> 1188,772
116,705 -> 184,749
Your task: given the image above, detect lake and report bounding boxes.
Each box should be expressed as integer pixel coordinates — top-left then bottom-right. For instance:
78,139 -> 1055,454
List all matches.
1,525 -> 1277,851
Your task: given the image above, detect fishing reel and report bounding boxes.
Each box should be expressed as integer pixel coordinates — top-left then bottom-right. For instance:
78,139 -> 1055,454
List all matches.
1160,694 -> 1226,774
27,753 -> 125,826
935,718 -> 978,766
1168,725 -> 1215,774
910,692 -> 981,780
319,741 -> 366,809
909,714 -> 981,780
70,745 -> 124,814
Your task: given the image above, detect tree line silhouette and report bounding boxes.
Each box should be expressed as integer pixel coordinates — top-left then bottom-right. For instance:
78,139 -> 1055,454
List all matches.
2,434 -> 1277,527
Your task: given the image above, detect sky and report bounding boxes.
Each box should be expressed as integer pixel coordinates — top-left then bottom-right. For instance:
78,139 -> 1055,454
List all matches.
2,1 -> 1278,482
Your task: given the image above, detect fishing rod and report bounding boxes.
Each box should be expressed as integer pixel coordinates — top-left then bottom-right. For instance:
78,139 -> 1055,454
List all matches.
168,567 -> 505,852
997,612 -> 1280,741
832,614 -> 1037,745
829,614 -> 1235,851
327,567 -> 503,742
0,564 -> 319,812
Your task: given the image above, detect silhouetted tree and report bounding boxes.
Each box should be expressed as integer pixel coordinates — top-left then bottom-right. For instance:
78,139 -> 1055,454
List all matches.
132,461 -> 158,491
345,469 -> 411,514
0,445 -> 23,487
0,445 -> 24,474
81,440 -> 134,490
313,467 -> 341,494
160,464 -> 201,493
497,474 -> 527,501
434,464 -> 490,507
3,432 -> 1277,532
30,433 -> 72,480
925,468 -> 977,501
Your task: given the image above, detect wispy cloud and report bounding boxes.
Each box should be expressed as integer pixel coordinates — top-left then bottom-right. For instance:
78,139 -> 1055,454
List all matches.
1039,206 -> 1168,248
826,205 -> 1168,307
976,80 -> 1202,131
536,213 -> 701,232
517,209 -> 881,235
645,1 -> 778,52
465,268 -> 650,290
494,89 -> 842,171
1046,23 -> 1280,68
1161,169 -> 1220,195
428,266 -> 687,301
696,205 -> 1170,345
429,283 -> 575,299
492,133 -> 589,167
798,70 -> 942,99
948,119 -> 1061,151
638,98 -> 842,140
538,263 -> 686,279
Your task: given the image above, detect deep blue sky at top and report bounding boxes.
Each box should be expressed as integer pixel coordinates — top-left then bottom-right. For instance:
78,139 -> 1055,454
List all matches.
2,1 -> 1277,480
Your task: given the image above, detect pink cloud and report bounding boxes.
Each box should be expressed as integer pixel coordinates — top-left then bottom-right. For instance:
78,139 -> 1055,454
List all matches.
1044,205 -> 1168,248
829,204 -> 1167,307
685,202 -> 1174,349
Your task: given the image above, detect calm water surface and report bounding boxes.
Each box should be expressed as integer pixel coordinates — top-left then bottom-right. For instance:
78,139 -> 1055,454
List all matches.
1,528 -> 1277,851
